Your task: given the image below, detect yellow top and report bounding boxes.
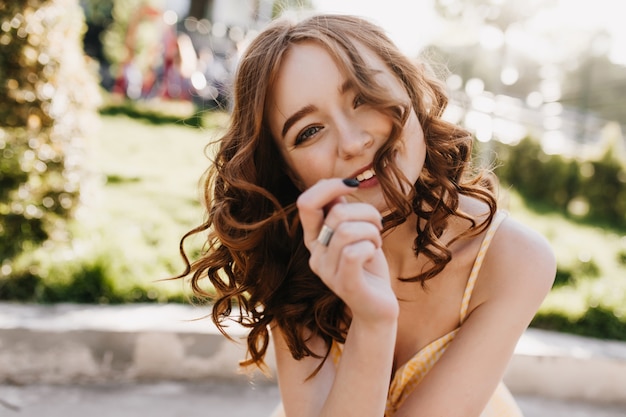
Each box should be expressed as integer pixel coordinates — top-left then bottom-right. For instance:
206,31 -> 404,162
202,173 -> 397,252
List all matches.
332,211 -> 524,417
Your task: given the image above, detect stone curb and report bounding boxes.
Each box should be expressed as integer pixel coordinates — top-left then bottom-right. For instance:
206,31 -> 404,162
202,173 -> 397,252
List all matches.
1,302 -> 625,405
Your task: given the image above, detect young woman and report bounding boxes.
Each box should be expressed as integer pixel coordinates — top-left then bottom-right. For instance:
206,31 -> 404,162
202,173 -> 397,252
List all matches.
176,13 -> 556,417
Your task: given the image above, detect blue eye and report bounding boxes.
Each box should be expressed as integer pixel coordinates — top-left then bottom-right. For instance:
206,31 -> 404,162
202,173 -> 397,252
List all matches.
295,126 -> 323,145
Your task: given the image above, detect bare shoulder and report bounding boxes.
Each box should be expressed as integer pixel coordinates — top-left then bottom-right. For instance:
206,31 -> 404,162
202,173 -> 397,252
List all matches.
480,214 -> 557,305
494,215 -> 556,277
270,321 -> 331,379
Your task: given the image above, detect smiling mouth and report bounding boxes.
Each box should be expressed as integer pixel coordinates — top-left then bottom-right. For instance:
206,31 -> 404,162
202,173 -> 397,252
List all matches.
355,168 -> 376,182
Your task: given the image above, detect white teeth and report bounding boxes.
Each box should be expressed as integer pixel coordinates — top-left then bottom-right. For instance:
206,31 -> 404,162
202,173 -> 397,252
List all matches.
356,169 -> 376,182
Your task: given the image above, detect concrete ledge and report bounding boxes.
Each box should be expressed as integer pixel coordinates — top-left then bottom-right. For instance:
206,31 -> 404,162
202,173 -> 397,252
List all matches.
505,329 -> 626,404
1,302 -> 625,404
0,303 -> 260,384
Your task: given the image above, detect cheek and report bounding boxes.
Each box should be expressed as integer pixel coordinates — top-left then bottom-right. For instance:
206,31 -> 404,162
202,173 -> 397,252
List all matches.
398,114 -> 426,179
358,108 -> 393,137
285,150 -> 333,189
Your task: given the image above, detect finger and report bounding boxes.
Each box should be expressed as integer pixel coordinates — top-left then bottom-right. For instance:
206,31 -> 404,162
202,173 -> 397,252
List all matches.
309,221 -> 382,278
297,178 -> 359,247
330,221 -> 383,251
310,239 -> 378,291
315,203 -> 383,249
332,240 -> 379,293
338,241 -> 378,275
324,202 -> 383,234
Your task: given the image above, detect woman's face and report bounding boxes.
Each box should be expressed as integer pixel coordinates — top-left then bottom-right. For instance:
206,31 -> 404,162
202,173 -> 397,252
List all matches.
266,40 -> 426,212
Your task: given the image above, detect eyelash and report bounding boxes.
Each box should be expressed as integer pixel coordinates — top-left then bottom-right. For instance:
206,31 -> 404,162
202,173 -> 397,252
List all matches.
293,94 -> 365,146
295,126 -> 323,146
353,94 -> 364,108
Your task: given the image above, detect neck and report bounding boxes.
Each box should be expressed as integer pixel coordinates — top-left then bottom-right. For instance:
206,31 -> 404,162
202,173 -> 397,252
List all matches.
382,213 -> 420,279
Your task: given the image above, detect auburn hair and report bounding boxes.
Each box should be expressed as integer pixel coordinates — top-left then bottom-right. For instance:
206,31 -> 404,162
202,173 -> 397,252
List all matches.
175,14 -> 497,371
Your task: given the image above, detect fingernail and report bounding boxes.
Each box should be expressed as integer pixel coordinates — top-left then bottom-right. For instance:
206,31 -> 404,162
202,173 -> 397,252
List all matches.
342,178 -> 360,187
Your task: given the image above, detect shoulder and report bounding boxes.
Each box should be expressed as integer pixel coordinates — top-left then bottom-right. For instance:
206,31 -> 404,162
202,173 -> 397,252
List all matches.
477,213 -> 556,308
493,214 -> 556,282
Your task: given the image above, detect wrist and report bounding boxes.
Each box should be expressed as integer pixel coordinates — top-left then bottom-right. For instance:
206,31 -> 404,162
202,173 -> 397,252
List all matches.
348,298 -> 399,328
350,310 -> 398,335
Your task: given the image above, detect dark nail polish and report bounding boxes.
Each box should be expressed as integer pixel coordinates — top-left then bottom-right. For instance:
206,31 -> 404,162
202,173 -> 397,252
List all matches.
342,178 -> 360,187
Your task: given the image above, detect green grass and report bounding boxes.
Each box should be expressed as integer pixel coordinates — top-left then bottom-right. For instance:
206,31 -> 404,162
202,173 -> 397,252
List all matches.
86,112 -> 232,299
4,111 -> 625,340
89,114 -> 212,290
4,112 -> 227,303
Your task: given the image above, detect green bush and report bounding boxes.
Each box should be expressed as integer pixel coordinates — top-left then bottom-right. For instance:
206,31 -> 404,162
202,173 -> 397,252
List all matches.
552,258 -> 600,288
99,99 -> 204,128
0,250 -> 186,304
553,266 -> 574,288
578,153 -> 626,225
489,133 -> 626,229
0,0 -> 100,275
532,305 -> 626,342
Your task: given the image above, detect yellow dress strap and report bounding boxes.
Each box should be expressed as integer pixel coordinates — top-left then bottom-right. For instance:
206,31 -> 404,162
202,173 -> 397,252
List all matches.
330,339 -> 343,366
459,211 -> 508,324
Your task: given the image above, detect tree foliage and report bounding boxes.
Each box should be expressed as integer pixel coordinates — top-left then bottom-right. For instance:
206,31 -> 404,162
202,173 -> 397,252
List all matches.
0,0 -> 100,273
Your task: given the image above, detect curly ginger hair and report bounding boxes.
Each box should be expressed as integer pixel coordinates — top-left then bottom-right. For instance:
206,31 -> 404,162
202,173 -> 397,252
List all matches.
175,14 -> 497,371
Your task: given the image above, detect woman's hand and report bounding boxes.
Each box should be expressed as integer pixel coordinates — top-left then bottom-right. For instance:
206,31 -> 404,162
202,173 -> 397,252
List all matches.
297,178 -> 399,324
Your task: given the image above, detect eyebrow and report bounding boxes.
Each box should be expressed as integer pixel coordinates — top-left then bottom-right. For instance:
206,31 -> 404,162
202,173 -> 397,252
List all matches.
280,80 -> 356,138
281,104 -> 317,138
340,79 -> 354,95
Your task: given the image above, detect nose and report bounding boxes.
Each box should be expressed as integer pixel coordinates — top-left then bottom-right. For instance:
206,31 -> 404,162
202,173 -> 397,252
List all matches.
336,120 -> 374,159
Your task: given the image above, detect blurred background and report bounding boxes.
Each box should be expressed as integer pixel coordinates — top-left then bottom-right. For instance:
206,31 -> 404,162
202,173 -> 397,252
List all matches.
0,0 -> 625,343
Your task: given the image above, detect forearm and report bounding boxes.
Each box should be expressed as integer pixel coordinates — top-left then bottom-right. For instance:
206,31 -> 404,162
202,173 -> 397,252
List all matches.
320,317 -> 397,417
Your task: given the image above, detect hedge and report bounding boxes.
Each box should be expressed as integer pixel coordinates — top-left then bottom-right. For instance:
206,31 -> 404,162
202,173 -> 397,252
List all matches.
484,127 -> 626,230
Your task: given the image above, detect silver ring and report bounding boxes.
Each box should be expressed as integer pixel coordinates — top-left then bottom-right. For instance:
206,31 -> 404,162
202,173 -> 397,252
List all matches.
317,224 -> 334,247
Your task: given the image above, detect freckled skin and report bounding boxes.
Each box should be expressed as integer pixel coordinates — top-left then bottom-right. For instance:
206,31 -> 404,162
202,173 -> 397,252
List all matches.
267,41 -> 426,213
